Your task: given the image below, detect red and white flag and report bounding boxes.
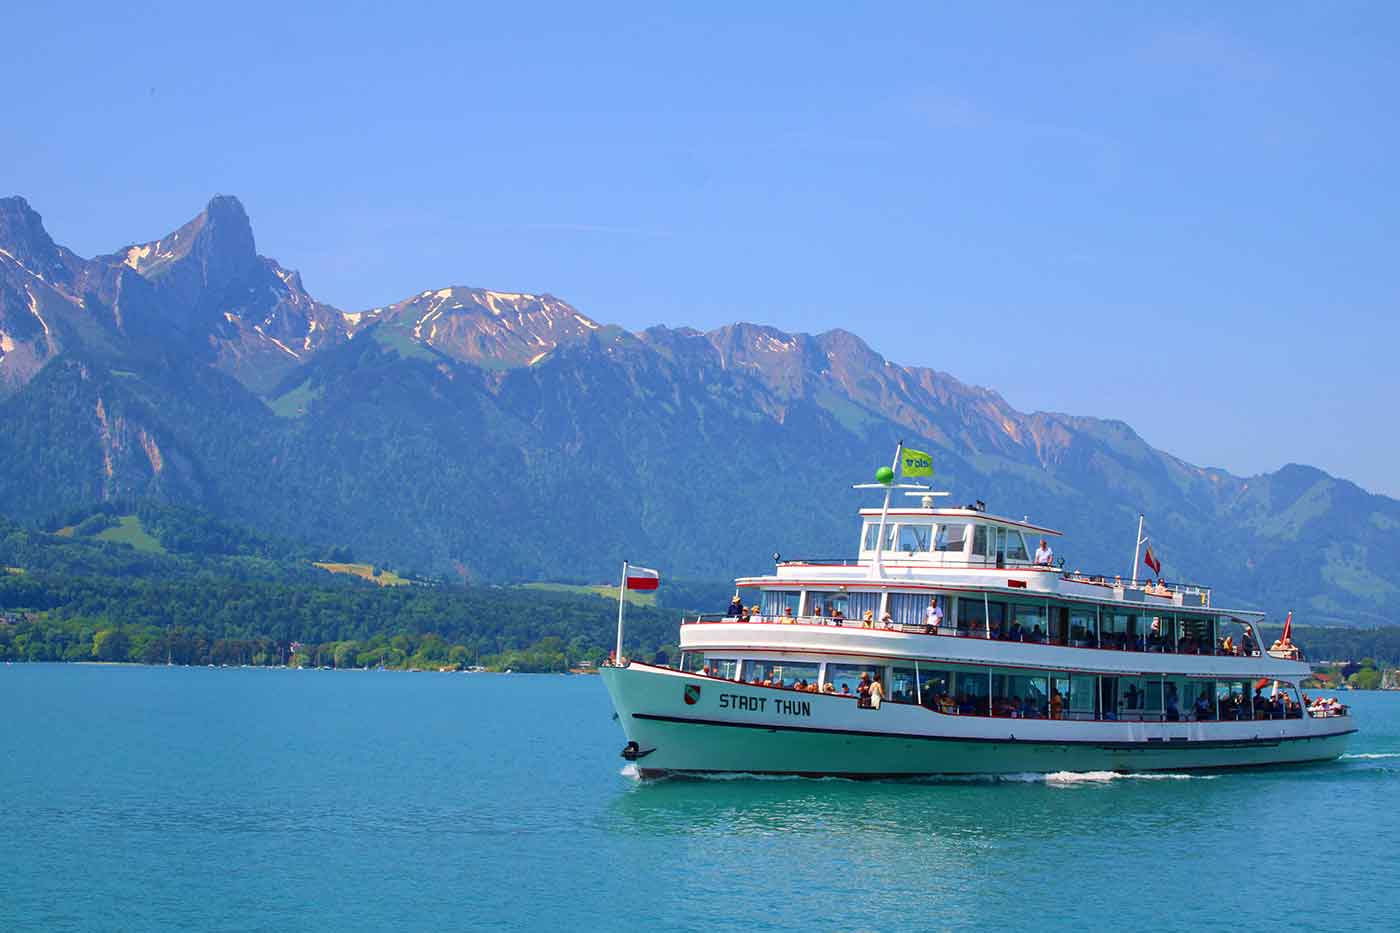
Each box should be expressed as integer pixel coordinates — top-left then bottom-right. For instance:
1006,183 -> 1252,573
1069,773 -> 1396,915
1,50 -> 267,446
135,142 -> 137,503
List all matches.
1143,544 -> 1161,577
625,565 -> 661,591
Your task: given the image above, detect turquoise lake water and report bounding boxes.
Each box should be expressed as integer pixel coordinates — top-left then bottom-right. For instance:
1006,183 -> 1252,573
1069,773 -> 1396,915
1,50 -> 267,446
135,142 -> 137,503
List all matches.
1,665 -> 1396,931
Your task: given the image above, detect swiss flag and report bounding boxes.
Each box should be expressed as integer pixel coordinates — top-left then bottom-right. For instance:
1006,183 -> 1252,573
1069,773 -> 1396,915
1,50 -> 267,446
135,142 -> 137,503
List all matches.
625,565 -> 661,591
1143,544 -> 1161,577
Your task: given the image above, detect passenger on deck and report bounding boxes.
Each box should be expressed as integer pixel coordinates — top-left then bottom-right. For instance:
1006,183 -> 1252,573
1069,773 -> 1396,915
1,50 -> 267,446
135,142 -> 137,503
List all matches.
1125,683 -> 1142,710
926,599 -> 943,631
738,607 -> 750,623
862,609 -> 874,628
840,683 -> 851,696
812,605 -> 823,620
1034,539 -> 1054,566
1050,687 -> 1064,720
831,608 -> 846,626
1241,626 -> 1257,656
857,673 -> 872,708
727,593 -> 744,617
1220,635 -> 1235,655
1147,619 -> 1163,652
1193,694 -> 1211,720
1165,685 -> 1180,722
822,682 -> 835,694
880,611 -> 894,627
869,675 -> 884,709
1030,624 -> 1047,644
1008,620 -> 1026,642
782,606 -> 795,621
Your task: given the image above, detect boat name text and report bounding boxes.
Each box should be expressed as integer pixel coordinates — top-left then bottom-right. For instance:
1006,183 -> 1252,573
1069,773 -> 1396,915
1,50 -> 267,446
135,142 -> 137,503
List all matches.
719,693 -> 811,717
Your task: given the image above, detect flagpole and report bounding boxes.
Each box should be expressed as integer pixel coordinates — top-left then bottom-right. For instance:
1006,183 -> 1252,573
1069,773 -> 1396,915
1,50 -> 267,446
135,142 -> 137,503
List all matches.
1131,514 -> 1145,587
615,560 -> 628,665
870,441 -> 904,580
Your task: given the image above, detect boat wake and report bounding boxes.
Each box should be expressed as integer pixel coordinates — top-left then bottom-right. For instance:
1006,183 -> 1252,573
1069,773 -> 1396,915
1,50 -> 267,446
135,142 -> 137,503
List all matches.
1339,752 -> 1400,760
620,767 -> 1217,784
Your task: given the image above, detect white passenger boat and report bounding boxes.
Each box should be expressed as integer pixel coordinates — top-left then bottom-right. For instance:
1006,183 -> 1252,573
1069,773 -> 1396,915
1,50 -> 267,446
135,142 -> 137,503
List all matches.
602,450 -> 1355,778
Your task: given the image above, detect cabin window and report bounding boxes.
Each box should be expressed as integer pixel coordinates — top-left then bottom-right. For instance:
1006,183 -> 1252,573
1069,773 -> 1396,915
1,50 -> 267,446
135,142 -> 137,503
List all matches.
1181,679 -> 1215,721
826,663 -> 883,696
1069,608 -> 1098,646
862,522 -> 896,551
847,592 -> 881,622
960,598 -> 1005,636
896,523 -> 934,552
1068,674 -> 1097,719
991,673 -> 1049,718
710,658 -> 741,681
742,658 -> 819,688
887,592 -> 930,627
972,524 -> 989,558
1010,602 -> 1047,639
762,591 -> 800,617
919,668 -> 954,709
889,666 -> 919,704
805,591 -> 846,619
934,523 -> 968,553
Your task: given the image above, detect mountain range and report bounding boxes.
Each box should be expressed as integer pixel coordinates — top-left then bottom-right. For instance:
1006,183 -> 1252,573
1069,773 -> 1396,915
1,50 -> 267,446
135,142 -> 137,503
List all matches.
2,194 -> 1397,627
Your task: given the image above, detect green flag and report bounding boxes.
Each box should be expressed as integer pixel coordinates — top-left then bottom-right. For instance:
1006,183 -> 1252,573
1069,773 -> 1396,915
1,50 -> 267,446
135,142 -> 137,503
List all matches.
901,447 -> 933,477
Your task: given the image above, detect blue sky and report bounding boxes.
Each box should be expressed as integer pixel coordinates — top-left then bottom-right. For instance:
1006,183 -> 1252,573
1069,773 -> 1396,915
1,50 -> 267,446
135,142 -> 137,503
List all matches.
6,2 -> 1398,496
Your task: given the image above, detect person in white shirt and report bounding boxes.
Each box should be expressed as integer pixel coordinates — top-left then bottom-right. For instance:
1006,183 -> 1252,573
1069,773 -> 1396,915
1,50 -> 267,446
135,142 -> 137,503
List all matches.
1034,539 -> 1054,566
925,598 -> 944,631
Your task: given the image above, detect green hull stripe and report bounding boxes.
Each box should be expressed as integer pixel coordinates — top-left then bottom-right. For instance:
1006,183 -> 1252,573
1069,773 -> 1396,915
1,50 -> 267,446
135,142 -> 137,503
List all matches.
631,713 -> 1356,751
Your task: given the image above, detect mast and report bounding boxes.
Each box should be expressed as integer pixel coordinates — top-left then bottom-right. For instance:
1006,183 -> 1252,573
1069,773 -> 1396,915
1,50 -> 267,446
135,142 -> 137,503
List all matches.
614,560 -> 628,664
1131,514 -> 1145,586
869,441 -> 904,580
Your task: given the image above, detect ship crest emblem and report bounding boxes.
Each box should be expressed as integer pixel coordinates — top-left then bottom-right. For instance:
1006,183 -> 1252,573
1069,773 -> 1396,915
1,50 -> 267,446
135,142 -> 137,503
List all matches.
683,684 -> 701,705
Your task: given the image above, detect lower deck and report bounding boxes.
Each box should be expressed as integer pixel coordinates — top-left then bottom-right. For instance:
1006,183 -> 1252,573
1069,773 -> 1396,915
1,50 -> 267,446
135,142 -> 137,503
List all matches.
605,662 -> 1354,777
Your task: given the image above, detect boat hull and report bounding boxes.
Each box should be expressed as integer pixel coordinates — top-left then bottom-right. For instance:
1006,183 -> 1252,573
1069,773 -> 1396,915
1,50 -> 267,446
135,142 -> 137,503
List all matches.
603,664 -> 1353,777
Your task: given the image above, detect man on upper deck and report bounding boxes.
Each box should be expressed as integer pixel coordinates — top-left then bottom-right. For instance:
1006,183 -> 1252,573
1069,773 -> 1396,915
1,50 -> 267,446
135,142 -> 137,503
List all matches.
1034,539 -> 1054,566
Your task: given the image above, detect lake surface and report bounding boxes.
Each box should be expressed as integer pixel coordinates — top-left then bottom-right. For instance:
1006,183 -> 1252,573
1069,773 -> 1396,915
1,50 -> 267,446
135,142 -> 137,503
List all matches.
2,665 -> 1396,931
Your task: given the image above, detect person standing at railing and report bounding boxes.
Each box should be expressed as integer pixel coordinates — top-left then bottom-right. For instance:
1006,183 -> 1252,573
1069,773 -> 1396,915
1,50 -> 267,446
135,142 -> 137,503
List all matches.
727,593 -> 744,617
1034,539 -> 1054,566
925,598 -> 943,632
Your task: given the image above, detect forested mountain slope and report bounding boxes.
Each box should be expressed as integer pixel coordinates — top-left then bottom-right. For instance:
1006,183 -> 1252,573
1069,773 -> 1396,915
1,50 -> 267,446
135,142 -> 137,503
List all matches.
1,194 -> 1397,626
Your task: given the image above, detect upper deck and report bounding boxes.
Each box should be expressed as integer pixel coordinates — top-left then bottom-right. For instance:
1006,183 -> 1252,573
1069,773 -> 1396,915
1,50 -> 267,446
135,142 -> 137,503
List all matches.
744,502 -> 1241,620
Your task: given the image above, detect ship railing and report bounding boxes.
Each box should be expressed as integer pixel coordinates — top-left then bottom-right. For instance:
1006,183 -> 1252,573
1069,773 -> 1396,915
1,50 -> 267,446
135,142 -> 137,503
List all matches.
681,613 -> 1254,657
776,556 -> 1056,570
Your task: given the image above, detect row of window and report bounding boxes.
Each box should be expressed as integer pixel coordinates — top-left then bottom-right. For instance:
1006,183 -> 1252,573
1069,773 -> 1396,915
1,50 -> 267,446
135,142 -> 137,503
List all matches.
681,653 -> 1307,722
861,521 -> 1036,562
756,590 -> 1240,654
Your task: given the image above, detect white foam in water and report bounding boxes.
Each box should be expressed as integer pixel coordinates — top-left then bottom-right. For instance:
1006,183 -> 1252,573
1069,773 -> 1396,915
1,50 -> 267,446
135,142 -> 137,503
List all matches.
1340,753 -> 1400,760
619,763 -> 641,779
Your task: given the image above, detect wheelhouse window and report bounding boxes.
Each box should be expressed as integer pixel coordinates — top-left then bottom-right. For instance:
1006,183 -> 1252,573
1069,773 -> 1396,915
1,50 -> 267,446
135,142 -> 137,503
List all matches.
862,522 -> 896,552
934,523 -> 968,553
972,524 -> 990,559
1004,529 -> 1030,563
896,523 -> 934,552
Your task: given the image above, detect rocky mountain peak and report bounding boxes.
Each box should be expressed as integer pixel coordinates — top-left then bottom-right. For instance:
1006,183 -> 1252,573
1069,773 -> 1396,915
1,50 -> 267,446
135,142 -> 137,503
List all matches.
115,195 -> 258,288
0,196 -> 78,287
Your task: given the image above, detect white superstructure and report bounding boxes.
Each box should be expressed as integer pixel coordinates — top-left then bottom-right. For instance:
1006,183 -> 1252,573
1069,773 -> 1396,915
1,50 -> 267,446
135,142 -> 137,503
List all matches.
602,482 -> 1355,778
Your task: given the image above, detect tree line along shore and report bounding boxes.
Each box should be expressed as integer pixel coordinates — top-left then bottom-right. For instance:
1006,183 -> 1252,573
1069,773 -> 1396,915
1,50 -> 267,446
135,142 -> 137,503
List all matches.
1,505 -> 1398,676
